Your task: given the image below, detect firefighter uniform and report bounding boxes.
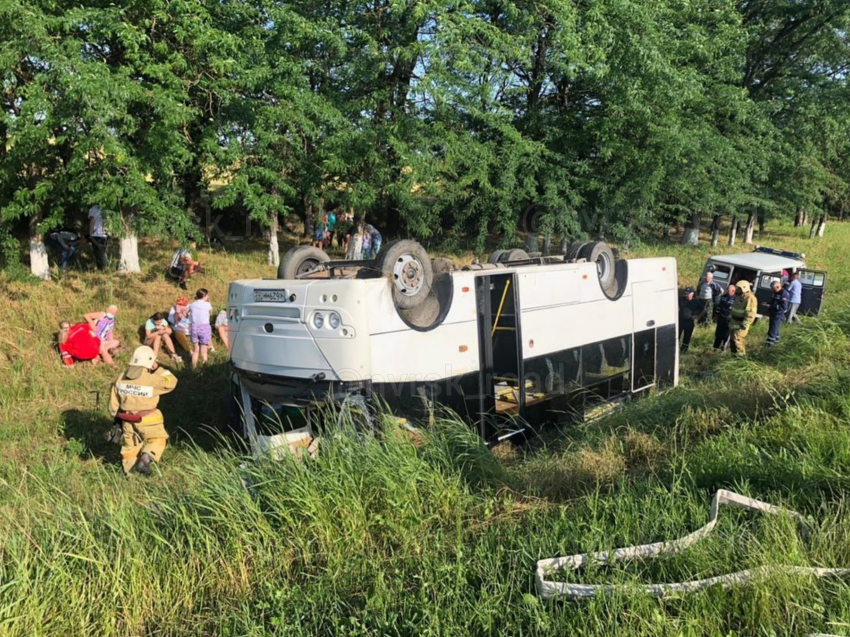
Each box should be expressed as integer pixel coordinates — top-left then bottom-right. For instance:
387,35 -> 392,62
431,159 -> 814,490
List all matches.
728,281 -> 758,355
109,346 -> 178,475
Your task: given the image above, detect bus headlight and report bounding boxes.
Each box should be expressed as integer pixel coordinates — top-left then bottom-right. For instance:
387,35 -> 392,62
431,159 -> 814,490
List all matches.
328,312 -> 341,329
312,312 -> 324,329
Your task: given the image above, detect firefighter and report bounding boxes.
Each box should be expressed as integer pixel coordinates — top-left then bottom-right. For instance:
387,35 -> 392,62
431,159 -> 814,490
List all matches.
109,345 -> 178,476
728,280 -> 758,355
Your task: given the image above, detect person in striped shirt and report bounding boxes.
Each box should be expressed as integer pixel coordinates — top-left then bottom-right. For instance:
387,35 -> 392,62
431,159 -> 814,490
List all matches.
84,305 -> 121,367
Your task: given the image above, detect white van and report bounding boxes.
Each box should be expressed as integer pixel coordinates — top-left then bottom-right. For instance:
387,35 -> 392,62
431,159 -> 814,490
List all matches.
227,240 -> 680,441
700,246 -> 827,316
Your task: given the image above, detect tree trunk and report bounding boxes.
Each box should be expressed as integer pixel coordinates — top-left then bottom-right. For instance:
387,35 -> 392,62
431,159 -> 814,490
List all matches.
809,216 -> 819,239
728,218 -> 737,246
302,195 -> 314,240
559,236 -> 569,254
817,215 -> 826,237
28,214 -> 50,280
710,215 -> 721,247
118,232 -> 141,274
794,208 -> 803,227
801,209 -> 808,226
681,212 -> 700,246
525,230 -> 539,253
267,213 -> 280,267
542,232 -> 551,256
744,212 -> 755,244
757,212 -> 765,237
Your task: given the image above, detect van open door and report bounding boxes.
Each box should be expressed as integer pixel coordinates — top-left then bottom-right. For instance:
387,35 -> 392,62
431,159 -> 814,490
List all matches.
798,269 -> 827,316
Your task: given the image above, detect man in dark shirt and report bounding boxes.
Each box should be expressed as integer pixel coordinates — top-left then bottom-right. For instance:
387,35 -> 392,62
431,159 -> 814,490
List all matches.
45,229 -> 81,270
679,287 -> 702,353
765,280 -> 791,346
713,284 -> 737,350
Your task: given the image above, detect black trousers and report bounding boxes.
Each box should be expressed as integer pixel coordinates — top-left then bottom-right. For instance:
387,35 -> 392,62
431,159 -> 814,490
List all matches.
714,318 -> 730,350
90,236 -> 108,270
766,314 -> 783,345
679,318 -> 695,351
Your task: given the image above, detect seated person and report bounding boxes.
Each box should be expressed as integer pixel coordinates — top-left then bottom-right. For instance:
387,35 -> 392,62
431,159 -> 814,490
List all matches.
215,309 -> 230,353
167,297 -> 192,353
144,312 -> 182,363
58,321 -> 101,366
169,241 -> 201,290
84,305 -> 121,367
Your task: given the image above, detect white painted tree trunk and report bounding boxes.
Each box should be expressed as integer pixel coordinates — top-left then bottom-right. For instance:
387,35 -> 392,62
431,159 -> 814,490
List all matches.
347,232 -> 363,260
525,232 -> 539,253
817,216 -> 826,237
728,219 -> 737,246
744,213 -> 755,244
267,214 -> 280,267
681,212 -> 700,246
118,232 -> 141,273
29,238 -> 51,280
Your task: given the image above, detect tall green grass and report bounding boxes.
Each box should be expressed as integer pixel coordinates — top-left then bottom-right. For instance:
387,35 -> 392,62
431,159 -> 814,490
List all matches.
2,222 -> 850,635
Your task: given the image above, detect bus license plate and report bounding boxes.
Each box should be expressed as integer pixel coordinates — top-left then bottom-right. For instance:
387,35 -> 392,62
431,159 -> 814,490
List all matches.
254,289 -> 288,303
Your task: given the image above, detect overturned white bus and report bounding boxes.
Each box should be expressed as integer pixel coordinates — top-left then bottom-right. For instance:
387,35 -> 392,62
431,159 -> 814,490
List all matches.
227,240 -> 679,441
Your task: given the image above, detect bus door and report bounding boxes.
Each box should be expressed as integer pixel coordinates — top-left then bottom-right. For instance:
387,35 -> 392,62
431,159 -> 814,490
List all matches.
799,269 -> 827,316
474,272 -> 524,437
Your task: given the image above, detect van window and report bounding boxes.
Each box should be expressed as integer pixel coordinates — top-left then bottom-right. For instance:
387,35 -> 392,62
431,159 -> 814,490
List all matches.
709,263 -> 731,282
759,273 -> 781,289
800,271 -> 825,287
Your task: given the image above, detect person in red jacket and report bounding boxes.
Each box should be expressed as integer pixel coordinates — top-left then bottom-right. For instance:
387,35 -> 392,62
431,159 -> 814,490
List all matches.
58,321 -> 102,366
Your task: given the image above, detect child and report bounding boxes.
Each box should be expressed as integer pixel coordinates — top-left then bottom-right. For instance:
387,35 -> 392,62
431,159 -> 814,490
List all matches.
167,296 -> 192,353
215,309 -> 230,352
188,288 -> 213,368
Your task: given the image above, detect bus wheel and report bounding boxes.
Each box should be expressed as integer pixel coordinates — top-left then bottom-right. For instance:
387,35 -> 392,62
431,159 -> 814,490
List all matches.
379,240 -> 434,309
278,246 -> 330,279
487,250 -> 508,264
579,241 -> 617,292
565,241 -> 588,262
503,248 -> 529,261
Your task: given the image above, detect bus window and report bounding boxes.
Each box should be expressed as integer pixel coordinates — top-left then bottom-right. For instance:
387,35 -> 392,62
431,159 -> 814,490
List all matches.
583,336 -> 631,400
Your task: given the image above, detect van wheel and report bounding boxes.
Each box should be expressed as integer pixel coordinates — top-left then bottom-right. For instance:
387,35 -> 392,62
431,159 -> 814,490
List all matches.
487,250 -> 509,264
379,240 -> 434,309
579,241 -> 617,292
278,246 -> 330,279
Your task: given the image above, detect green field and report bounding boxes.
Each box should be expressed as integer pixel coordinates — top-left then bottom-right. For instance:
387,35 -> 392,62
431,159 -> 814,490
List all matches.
2,224 -> 850,636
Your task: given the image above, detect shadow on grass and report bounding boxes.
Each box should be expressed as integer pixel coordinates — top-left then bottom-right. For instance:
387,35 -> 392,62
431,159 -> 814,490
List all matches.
60,409 -> 121,464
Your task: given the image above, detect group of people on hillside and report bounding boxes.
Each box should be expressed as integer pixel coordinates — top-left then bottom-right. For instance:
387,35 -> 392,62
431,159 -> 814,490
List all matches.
57,288 -> 232,477
311,208 -> 382,259
679,270 -> 803,355
44,204 -> 109,271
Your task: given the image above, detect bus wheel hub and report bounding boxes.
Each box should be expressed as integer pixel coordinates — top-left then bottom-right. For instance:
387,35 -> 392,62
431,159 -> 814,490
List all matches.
394,255 -> 424,296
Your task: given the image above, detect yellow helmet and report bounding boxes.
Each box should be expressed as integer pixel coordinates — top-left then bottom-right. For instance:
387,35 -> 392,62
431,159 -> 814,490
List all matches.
737,280 -> 751,293
130,345 -> 157,370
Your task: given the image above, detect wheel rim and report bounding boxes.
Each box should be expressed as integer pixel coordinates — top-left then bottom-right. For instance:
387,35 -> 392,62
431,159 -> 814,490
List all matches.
392,254 -> 425,297
595,252 -> 612,281
297,258 -> 320,276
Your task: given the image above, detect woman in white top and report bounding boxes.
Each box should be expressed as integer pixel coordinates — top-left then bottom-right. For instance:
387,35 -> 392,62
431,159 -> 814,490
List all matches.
188,288 -> 213,368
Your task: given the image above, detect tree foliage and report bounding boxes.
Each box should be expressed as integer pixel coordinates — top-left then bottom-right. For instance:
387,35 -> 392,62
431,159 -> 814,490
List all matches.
2,0 -> 849,267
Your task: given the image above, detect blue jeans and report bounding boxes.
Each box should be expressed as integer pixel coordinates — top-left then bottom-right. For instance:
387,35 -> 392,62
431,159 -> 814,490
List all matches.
45,237 -> 76,270
369,234 -> 382,259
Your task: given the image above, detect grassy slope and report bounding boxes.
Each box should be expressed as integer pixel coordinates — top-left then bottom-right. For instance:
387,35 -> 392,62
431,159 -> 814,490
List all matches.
1,224 -> 850,636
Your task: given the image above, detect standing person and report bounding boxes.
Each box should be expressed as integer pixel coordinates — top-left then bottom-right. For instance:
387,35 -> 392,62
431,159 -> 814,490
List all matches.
167,296 -> 192,354
785,271 -> 803,324
188,288 -> 213,368
697,272 -> 723,324
109,345 -> 178,476
325,209 -> 337,248
214,309 -> 230,353
84,305 -> 121,366
169,241 -> 202,290
765,281 -> 791,346
87,205 -> 109,270
728,280 -> 758,355
364,224 -> 382,259
45,228 -> 81,270
678,287 -> 702,353
713,284 -> 737,350
312,212 -> 327,249
144,312 -> 182,362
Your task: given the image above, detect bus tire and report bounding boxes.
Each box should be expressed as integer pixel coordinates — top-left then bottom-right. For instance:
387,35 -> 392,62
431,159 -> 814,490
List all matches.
487,250 -> 509,264
579,241 -> 616,291
565,241 -> 587,262
278,246 -> 330,279
504,248 -> 529,261
379,240 -> 434,309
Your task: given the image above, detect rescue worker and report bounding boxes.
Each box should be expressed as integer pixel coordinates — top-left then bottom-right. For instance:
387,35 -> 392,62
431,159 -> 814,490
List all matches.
678,287 -> 702,353
728,280 -> 758,355
765,280 -> 790,346
713,283 -> 736,350
109,345 -> 178,476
